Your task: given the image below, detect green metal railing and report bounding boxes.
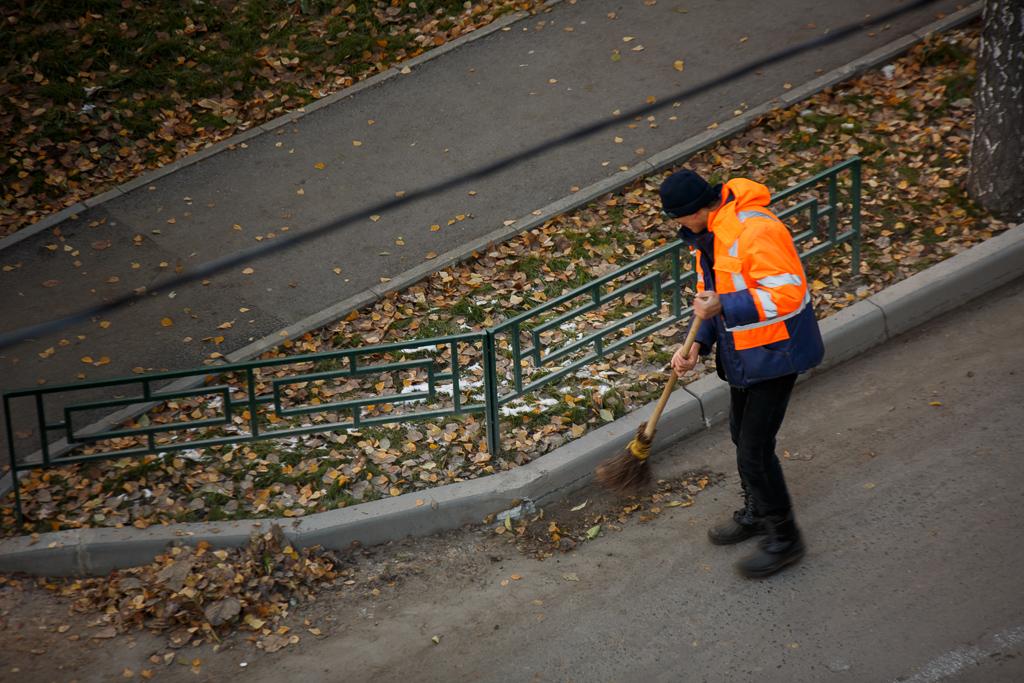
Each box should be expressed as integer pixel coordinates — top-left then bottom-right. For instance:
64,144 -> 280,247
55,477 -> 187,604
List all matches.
3,158 -> 861,523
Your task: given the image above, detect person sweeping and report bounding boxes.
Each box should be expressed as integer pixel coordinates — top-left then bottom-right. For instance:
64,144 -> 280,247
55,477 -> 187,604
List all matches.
661,168 -> 824,578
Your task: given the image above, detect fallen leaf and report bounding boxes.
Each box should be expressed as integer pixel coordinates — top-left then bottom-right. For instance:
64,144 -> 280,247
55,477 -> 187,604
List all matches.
562,573 -> 580,582
244,614 -> 265,631
673,60 -> 685,72
203,597 -> 241,626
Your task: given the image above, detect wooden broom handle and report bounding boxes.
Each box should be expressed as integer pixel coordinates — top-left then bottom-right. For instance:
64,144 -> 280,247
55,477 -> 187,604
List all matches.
644,320 -> 701,439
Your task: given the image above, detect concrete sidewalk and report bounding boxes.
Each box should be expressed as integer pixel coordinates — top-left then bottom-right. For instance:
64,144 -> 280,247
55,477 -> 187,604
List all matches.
0,0 -> 972,456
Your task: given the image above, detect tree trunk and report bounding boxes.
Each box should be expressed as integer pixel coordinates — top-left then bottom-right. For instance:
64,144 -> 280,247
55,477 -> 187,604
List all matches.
967,0 -> 1024,223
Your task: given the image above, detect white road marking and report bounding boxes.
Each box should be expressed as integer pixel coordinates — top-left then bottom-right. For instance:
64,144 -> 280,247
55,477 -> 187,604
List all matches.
899,624 -> 1024,682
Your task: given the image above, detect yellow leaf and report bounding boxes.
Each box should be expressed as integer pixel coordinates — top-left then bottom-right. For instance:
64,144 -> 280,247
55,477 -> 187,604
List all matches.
242,267 -> 254,275
314,162 -> 326,170
370,215 -> 381,222
934,226 -> 946,236
80,356 -> 94,364
352,140 -> 363,147
673,60 -> 685,72
811,279 -> 827,291
929,401 -> 943,406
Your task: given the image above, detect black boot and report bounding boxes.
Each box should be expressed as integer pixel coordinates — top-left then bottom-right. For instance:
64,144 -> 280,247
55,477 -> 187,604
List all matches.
736,513 -> 806,578
707,487 -> 765,545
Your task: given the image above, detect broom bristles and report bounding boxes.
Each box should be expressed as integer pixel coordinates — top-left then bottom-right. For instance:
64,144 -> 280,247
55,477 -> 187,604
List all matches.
595,424 -> 654,492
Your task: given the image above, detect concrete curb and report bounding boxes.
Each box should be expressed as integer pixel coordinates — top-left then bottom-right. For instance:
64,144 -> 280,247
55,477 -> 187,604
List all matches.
2,222 -> 1020,575
0,1 -> 564,254
0,3 -> 983,477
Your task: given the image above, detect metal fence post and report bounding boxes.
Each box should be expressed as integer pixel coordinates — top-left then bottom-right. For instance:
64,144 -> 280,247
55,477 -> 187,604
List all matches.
482,331 -> 502,457
4,396 -> 23,525
851,158 -> 862,276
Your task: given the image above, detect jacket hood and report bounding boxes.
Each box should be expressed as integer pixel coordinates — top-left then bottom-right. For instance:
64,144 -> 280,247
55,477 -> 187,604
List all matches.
708,178 -> 773,241
721,178 -> 772,211
676,177 -> 772,247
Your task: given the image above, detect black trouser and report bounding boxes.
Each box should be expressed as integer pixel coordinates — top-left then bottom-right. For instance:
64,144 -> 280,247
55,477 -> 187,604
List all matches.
729,373 -> 797,518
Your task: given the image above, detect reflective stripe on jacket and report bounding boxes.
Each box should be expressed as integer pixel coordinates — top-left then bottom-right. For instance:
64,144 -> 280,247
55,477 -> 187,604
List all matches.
681,178 -> 824,387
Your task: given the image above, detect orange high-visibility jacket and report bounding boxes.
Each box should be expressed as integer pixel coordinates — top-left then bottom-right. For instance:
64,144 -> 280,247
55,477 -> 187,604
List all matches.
683,178 -> 824,387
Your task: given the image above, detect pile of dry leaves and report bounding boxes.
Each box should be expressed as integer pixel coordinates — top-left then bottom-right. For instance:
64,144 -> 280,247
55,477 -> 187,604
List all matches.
492,470 -> 721,559
45,525 -> 339,651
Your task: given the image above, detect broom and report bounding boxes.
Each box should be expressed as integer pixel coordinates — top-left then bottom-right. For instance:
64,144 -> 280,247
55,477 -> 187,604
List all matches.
594,318 -> 701,492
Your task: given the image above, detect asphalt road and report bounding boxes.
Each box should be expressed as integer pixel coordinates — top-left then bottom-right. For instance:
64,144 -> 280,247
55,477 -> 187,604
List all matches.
0,0 -> 967,458
210,277 -> 1024,683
